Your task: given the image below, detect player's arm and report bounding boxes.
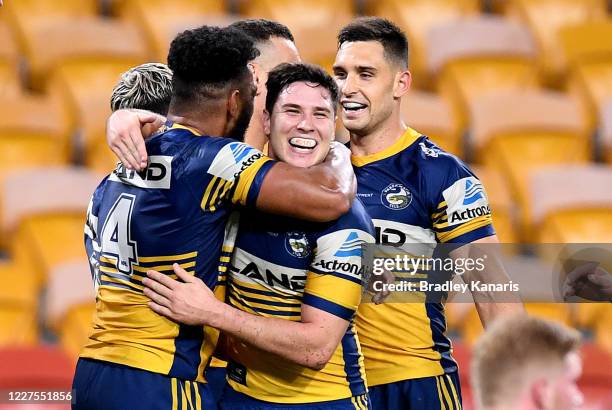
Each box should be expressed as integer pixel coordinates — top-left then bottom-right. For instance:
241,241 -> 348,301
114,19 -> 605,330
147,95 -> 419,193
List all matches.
450,235 -> 524,327
255,141 -> 356,222
106,109 -> 165,170
143,264 -> 349,370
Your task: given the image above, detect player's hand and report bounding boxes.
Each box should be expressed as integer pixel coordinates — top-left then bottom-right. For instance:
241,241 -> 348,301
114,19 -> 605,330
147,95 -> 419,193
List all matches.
563,263 -> 612,302
368,269 -> 394,304
143,263 -> 221,326
106,109 -> 164,171
326,141 -> 357,202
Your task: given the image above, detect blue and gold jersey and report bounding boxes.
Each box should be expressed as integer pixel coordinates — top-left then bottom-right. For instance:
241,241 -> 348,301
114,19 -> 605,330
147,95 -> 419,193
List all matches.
82,123 -> 274,382
353,127 -> 495,386
225,201 -> 375,404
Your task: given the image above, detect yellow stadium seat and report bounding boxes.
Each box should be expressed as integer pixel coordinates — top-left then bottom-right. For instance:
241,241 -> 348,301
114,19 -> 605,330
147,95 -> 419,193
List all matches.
48,59 -> 147,167
530,166 -> 612,243
507,0 -> 608,87
120,0 -> 229,62
594,306 -> 612,354
0,21 -> 21,98
14,17 -> 149,91
469,91 -> 590,240
240,0 -> 354,72
470,166 -> 518,243
560,20 -> 612,133
461,303 -> 571,346
428,16 -> 539,132
401,90 -> 462,157
1,168 -> 102,285
58,302 -> 95,361
3,0 -> 99,20
46,261 -> 95,330
366,0 -> 481,90
0,95 -> 71,189
0,261 -> 39,346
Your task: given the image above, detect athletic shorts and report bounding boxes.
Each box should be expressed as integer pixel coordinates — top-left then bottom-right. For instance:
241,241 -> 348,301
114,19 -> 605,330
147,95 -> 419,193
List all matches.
205,364 -> 228,407
218,384 -> 371,410
72,358 -> 215,410
368,372 -> 462,410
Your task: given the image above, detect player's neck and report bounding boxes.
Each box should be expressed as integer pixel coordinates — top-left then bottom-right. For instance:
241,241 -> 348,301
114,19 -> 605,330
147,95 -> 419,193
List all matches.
349,116 -> 407,157
167,110 -> 225,137
244,114 -> 267,150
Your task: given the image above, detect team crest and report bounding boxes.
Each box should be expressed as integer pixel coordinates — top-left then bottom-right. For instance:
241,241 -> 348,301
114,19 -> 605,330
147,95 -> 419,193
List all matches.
419,142 -> 440,157
381,183 -> 412,210
285,232 -> 311,258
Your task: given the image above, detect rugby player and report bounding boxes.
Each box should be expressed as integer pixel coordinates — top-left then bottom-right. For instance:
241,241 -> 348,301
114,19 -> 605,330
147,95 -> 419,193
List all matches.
472,315 -> 583,410
109,19 -> 300,171
332,17 -> 523,409
143,62 -> 374,409
110,62 -> 173,115
74,26 -> 355,410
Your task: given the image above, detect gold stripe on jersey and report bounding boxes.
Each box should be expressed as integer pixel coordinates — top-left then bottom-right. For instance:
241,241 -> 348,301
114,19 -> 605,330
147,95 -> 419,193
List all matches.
436,376 -> 446,410
133,261 -> 196,274
231,157 -> 273,206
228,284 -> 302,320
229,278 -> 302,305
139,252 -> 198,263
304,272 -> 361,313
171,378 -> 178,410
447,374 -> 461,409
436,215 -> 492,243
351,127 -> 421,167
201,176 -> 222,210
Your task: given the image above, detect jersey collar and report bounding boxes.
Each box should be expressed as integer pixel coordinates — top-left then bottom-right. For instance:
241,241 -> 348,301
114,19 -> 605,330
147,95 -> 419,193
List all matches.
351,127 -> 422,167
166,121 -> 203,136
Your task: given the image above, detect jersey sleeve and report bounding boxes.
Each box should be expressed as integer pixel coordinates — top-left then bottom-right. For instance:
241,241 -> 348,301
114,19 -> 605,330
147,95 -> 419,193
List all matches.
429,155 -> 495,243
190,140 -> 275,211
304,207 -> 375,320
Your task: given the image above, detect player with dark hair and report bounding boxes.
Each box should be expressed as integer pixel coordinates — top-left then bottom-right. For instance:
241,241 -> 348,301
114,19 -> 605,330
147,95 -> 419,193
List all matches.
333,17 -> 523,409
73,26 -> 355,410
143,62 -> 374,410
472,315 -> 583,410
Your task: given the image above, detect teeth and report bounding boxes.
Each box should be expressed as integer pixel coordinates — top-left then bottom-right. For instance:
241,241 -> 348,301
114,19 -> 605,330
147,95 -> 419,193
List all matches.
342,102 -> 366,110
289,137 -> 316,149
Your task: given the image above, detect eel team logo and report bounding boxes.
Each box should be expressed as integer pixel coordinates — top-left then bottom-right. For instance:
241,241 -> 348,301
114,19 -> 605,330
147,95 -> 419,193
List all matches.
285,232 -> 311,258
381,183 -> 412,210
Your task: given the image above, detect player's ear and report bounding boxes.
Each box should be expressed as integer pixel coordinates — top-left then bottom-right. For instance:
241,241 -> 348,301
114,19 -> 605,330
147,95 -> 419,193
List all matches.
262,109 -> 271,136
393,69 -> 412,99
226,89 -> 241,130
248,62 -> 262,96
530,378 -> 549,409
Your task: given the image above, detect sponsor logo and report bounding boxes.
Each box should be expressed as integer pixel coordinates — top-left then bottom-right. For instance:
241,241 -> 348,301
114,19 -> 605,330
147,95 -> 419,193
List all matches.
419,142 -> 439,157
314,259 -> 364,276
285,232 -> 311,258
462,179 -> 484,205
450,205 -> 491,224
111,156 -> 172,189
208,142 -> 262,181
334,231 -> 363,257
236,262 -> 306,291
357,192 -> 375,198
381,183 -> 412,210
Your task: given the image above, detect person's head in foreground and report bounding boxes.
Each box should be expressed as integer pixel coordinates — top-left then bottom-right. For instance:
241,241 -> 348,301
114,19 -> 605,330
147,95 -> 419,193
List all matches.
333,17 -> 411,139
110,62 -> 173,115
263,63 -> 338,168
472,315 -> 583,410
167,25 -> 258,141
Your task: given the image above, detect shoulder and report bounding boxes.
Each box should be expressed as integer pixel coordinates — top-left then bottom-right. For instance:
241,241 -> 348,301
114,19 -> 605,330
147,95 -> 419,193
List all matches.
316,199 -> 375,244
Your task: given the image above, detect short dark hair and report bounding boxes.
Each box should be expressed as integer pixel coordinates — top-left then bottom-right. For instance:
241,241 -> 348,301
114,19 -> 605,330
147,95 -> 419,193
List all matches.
167,25 -> 259,102
338,17 -> 408,68
265,63 -> 339,114
228,19 -> 294,44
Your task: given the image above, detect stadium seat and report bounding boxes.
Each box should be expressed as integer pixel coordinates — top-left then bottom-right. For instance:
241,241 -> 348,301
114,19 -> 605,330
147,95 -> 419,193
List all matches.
559,20 -> 612,133
0,261 -> 39,346
366,0 -> 481,90
0,94 -> 71,191
0,346 -> 74,389
13,16 -> 149,91
119,0 -> 230,62
58,302 -> 95,361
0,21 -> 21,98
469,91 -> 590,239
401,90 -> 462,156
506,0 -> 608,87
1,168 -> 102,286
600,99 -> 612,163
48,59 -> 147,167
530,165 -> 612,243
427,16 -> 539,132
470,166 -> 518,243
240,0 -> 354,71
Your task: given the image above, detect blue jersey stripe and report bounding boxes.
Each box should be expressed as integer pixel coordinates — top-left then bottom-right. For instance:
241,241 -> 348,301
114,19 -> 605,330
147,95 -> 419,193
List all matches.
302,293 -> 354,321
341,323 -> 367,397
